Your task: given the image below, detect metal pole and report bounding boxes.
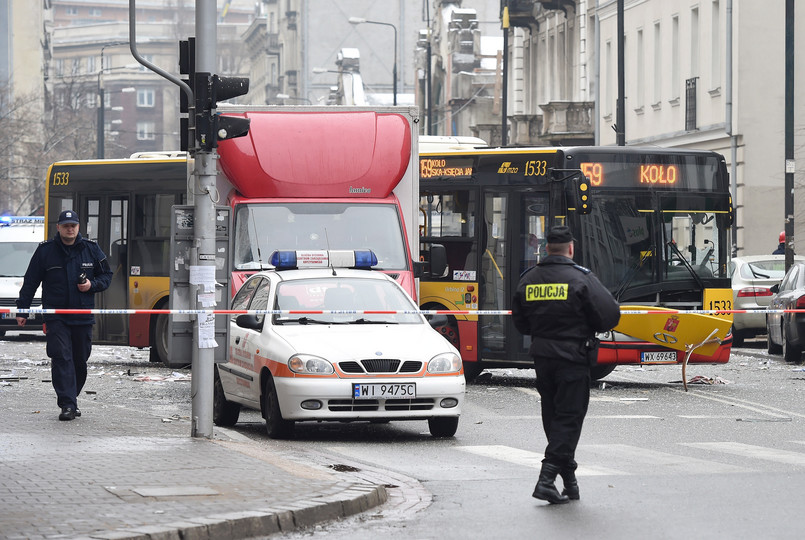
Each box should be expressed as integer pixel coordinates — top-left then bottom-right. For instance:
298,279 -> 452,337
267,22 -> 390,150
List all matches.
97,73 -> 104,159
616,0 -> 625,146
393,23 -> 398,106
785,0 -> 795,270
501,2 -> 509,146
426,0 -> 432,134
191,0 -> 217,439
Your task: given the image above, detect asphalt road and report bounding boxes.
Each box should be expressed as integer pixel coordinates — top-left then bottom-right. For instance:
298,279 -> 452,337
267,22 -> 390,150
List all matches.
3,332 -> 805,539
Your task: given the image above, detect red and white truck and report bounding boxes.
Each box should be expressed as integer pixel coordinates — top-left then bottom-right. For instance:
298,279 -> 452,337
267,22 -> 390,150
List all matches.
216,106 -> 421,301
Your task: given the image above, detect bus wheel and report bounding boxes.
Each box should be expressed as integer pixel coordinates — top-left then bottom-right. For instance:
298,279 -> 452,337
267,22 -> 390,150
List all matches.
149,312 -> 170,365
434,318 -> 459,348
262,375 -> 294,439
590,364 -> 616,381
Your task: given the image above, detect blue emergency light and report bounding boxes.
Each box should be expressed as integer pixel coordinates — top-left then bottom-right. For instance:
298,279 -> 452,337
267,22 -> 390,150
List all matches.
0,216 -> 44,227
269,250 -> 378,270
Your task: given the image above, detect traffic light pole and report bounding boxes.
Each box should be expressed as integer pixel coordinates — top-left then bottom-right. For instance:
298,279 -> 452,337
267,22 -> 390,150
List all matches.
131,0 -> 249,439
190,0 -> 218,438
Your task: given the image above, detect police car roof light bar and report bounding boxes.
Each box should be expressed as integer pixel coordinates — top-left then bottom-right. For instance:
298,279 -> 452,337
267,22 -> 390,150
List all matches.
0,216 -> 45,227
269,250 -> 378,270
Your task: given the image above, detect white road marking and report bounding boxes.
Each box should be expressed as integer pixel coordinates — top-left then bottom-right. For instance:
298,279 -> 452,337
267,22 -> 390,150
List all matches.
580,443 -> 754,475
682,442 -> 805,467
456,445 -> 626,476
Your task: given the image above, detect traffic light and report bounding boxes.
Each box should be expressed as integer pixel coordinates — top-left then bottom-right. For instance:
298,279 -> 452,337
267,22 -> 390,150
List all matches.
574,172 -> 592,214
195,74 -> 251,151
178,38 -> 196,151
179,38 -> 250,152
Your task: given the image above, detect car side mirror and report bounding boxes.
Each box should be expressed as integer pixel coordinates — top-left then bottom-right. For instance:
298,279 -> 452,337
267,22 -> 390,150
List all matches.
770,283 -> 780,294
236,313 -> 263,330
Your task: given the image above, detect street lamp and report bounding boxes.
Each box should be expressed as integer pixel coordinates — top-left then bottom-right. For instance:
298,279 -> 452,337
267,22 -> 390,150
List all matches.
97,65 -> 138,159
348,16 -> 397,106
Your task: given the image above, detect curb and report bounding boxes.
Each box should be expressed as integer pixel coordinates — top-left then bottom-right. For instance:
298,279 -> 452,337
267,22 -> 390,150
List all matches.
87,484 -> 388,539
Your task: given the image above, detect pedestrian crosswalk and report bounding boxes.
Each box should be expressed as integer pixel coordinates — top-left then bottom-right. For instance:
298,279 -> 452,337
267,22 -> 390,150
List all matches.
326,441 -> 805,479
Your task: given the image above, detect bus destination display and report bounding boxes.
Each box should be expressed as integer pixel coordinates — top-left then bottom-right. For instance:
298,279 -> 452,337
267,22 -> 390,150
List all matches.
420,157 -> 474,179
580,162 -> 680,187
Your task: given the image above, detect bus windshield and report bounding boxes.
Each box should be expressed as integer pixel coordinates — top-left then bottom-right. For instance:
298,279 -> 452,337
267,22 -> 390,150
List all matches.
233,203 -> 409,271
583,192 -> 726,298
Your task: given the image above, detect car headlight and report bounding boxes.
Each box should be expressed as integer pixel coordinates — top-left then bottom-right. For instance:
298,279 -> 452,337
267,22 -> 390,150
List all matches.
427,352 -> 462,374
288,354 -> 334,375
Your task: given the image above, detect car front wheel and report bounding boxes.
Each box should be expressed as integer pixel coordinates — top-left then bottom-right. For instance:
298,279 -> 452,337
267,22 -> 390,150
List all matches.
212,370 -> 240,427
782,322 -> 802,363
428,416 -> 459,437
262,375 -> 294,439
766,318 -> 782,354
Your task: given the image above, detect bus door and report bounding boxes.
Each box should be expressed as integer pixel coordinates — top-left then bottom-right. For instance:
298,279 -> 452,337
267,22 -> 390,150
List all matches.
82,196 -> 129,345
482,191 -> 551,363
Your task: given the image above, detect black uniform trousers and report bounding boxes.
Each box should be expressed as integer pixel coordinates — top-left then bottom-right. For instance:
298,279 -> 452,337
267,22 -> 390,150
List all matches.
534,356 -> 591,470
46,319 -> 93,410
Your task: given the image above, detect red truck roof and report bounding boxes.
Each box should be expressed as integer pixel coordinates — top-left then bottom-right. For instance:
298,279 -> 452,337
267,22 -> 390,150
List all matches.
216,111 -> 411,198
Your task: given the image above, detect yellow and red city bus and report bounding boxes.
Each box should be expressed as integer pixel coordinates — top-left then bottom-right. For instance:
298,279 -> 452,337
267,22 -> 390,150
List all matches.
44,154 -> 189,363
418,145 -> 735,381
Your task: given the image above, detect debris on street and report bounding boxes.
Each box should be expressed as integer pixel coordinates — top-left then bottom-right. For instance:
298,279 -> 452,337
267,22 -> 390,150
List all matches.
134,372 -> 191,383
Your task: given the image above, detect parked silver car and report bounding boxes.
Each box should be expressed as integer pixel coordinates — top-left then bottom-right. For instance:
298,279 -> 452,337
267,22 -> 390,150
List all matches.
729,255 -> 803,346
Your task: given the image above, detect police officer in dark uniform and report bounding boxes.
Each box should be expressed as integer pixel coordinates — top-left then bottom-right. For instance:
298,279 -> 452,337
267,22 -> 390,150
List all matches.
16,210 -> 113,421
511,225 -> 620,504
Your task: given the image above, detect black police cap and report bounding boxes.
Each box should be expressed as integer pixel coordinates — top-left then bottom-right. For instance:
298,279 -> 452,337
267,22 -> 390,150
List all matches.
57,210 -> 79,225
546,226 -> 574,244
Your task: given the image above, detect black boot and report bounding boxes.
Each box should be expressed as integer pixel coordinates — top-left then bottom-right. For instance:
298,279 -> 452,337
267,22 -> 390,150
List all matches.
560,467 -> 580,500
532,463 -> 570,504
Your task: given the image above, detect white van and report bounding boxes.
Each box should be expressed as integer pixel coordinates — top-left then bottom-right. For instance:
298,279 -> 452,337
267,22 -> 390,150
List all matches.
0,216 -> 45,336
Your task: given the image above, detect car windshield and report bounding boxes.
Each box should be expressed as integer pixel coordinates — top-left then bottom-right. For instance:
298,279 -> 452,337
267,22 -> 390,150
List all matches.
0,242 -> 38,277
274,277 -> 422,325
740,260 -> 787,280
233,203 -> 409,271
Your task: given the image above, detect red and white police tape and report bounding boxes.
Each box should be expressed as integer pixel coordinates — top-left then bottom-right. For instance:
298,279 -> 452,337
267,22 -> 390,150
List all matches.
3,308 -> 805,316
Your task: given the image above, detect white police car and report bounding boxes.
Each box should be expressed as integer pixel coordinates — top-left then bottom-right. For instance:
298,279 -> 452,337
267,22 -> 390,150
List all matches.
214,250 -> 465,438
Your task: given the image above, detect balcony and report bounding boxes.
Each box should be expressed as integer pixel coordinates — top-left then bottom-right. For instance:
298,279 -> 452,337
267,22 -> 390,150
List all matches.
538,101 -> 595,145
267,33 -> 279,52
507,0 -> 576,28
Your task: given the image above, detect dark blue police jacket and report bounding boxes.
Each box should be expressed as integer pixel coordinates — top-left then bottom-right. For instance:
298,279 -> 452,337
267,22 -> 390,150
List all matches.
16,233 -> 113,325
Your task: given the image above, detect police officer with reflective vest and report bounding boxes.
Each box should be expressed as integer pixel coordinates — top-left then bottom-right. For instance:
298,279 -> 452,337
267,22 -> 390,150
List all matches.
16,210 -> 113,421
511,225 -> 621,504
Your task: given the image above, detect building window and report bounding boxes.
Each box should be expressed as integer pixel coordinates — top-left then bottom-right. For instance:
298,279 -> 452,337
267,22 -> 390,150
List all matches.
89,8 -> 102,17
636,29 -> 644,110
138,55 -> 152,72
87,93 -> 98,108
605,40 -> 612,117
66,6 -> 77,15
71,58 -> 81,76
137,122 -> 156,140
711,0 -> 721,89
671,16 -> 680,100
685,77 -> 698,131
690,7 -> 699,78
54,59 -> 64,77
86,56 -> 96,74
137,89 -> 155,107
653,22 -> 662,105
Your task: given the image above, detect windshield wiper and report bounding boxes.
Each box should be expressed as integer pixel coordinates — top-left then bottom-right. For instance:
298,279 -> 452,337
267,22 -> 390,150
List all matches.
277,316 -> 332,325
747,265 -> 771,279
614,250 -> 653,301
351,318 -> 398,324
666,240 -> 705,290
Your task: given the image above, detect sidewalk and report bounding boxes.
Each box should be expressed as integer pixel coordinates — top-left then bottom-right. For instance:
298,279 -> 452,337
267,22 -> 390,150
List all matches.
0,375 -> 387,540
